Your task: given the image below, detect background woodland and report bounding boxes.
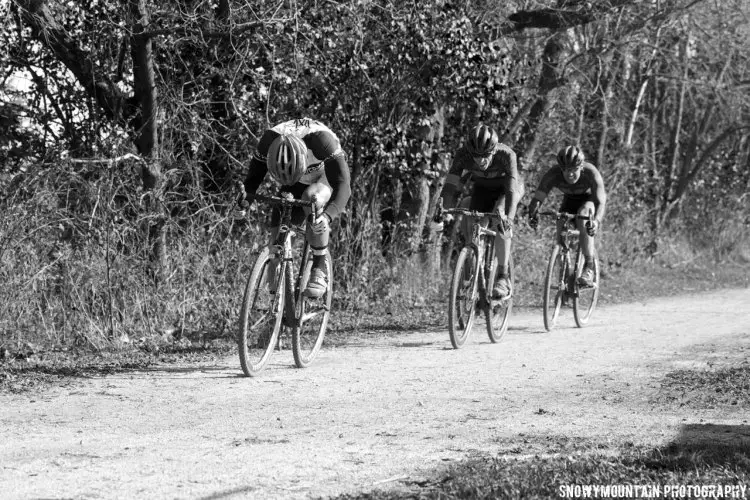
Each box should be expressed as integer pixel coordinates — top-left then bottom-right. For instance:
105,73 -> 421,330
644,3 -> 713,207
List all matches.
1,0 -> 748,349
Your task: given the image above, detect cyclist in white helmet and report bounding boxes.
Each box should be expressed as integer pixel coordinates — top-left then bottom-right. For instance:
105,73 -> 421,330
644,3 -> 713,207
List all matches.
528,146 -> 607,287
436,124 -> 524,299
241,118 -> 351,298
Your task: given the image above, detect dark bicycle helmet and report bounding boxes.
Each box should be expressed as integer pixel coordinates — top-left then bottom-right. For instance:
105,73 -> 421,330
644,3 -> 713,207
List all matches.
267,134 -> 307,185
466,125 -> 499,156
557,146 -> 585,169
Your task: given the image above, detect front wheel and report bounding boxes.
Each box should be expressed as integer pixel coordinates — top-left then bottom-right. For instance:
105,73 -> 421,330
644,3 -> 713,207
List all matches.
573,249 -> 600,327
448,246 -> 478,349
486,253 -> 513,343
292,252 -> 333,368
543,245 -> 566,332
238,247 -> 285,376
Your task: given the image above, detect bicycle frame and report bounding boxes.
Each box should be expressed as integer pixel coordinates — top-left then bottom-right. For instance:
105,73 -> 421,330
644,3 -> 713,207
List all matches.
256,194 -> 319,330
440,200 -> 515,348
443,207 -> 508,305
552,211 -> 591,295
237,187 -> 332,374
539,210 -> 599,331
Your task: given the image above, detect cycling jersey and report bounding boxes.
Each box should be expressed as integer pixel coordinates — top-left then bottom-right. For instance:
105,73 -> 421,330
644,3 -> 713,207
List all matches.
531,161 -> 607,223
446,144 -> 520,192
244,118 -> 351,219
441,143 -> 522,220
535,161 -> 603,200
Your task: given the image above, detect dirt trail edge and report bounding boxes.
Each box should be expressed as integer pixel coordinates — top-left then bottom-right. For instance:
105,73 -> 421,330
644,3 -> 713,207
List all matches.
2,288 -> 749,500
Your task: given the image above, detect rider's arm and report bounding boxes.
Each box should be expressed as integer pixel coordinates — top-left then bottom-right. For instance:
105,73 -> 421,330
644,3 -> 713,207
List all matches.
322,153 -> 351,220
591,168 -> 607,224
528,168 -> 556,217
242,130 -> 277,196
243,157 -> 267,197
306,129 -> 351,220
498,145 -> 522,220
440,150 -> 470,209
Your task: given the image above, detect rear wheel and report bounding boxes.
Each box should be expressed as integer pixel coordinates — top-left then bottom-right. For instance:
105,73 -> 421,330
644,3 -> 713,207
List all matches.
486,252 -> 513,343
543,245 -> 565,332
573,249 -> 600,327
238,248 -> 285,376
292,251 -> 332,368
448,246 -> 478,349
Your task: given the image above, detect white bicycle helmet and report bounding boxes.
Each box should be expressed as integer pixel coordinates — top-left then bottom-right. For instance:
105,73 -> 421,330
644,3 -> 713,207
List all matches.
267,134 -> 307,185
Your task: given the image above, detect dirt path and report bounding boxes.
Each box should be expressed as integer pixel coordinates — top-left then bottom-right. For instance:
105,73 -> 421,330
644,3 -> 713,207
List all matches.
2,288 -> 749,500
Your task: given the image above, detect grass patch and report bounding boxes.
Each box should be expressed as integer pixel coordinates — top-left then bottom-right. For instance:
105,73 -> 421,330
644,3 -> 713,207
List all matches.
597,261 -> 750,306
335,438 -> 750,499
653,366 -> 750,409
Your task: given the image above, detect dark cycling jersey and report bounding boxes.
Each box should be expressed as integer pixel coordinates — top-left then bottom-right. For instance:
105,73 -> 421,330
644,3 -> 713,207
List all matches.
441,143 -> 522,219
243,118 -> 351,219
446,144 -> 520,192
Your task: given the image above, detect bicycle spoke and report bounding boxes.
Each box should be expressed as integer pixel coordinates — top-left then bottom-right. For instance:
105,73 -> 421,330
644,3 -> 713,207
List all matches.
574,251 -> 600,327
486,253 -> 513,343
293,254 -> 331,368
239,249 -> 285,376
449,247 -> 478,349
543,246 -> 565,331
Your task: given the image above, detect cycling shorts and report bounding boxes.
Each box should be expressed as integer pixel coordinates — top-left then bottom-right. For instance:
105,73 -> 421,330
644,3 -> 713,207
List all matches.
559,195 -> 594,215
469,184 -> 507,213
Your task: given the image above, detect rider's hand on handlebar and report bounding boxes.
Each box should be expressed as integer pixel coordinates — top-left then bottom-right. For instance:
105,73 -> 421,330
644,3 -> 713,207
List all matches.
585,219 -> 598,237
494,213 -> 508,232
310,213 -> 332,235
430,212 -> 452,233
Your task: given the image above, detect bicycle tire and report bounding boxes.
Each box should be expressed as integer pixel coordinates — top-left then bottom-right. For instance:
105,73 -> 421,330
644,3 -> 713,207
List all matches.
486,252 -> 513,343
448,246 -> 478,349
238,247 -> 285,376
573,248 -> 600,327
543,245 -> 565,332
292,252 -> 332,368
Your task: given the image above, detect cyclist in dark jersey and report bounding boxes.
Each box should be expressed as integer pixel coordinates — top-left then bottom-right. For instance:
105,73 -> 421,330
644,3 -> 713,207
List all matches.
437,124 -> 524,299
241,118 -> 351,298
527,146 -> 607,287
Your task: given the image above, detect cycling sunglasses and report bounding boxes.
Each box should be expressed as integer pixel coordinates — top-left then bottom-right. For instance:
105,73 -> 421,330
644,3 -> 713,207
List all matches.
560,165 -> 582,174
472,152 -> 493,160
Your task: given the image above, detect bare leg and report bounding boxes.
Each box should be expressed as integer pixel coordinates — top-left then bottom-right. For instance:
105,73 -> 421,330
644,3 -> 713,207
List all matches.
302,182 -> 333,297
302,182 -> 333,255
577,202 -> 596,262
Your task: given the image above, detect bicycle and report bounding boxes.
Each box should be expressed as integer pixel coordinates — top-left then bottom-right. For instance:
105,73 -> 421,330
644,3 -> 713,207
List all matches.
237,193 -> 332,376
435,199 -> 514,349
538,211 -> 600,331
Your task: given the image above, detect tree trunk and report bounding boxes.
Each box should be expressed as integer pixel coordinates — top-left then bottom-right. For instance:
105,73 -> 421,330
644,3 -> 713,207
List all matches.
129,0 -> 165,283
661,36 -> 689,225
516,30 -> 568,164
595,52 -> 620,168
409,106 -> 445,258
203,0 -> 234,192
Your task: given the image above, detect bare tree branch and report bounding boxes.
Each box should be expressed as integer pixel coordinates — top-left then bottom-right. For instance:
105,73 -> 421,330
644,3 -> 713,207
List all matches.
14,0 -> 134,124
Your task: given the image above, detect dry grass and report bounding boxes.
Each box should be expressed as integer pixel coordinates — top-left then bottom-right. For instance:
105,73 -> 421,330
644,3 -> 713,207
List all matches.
0,160 -> 748,372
